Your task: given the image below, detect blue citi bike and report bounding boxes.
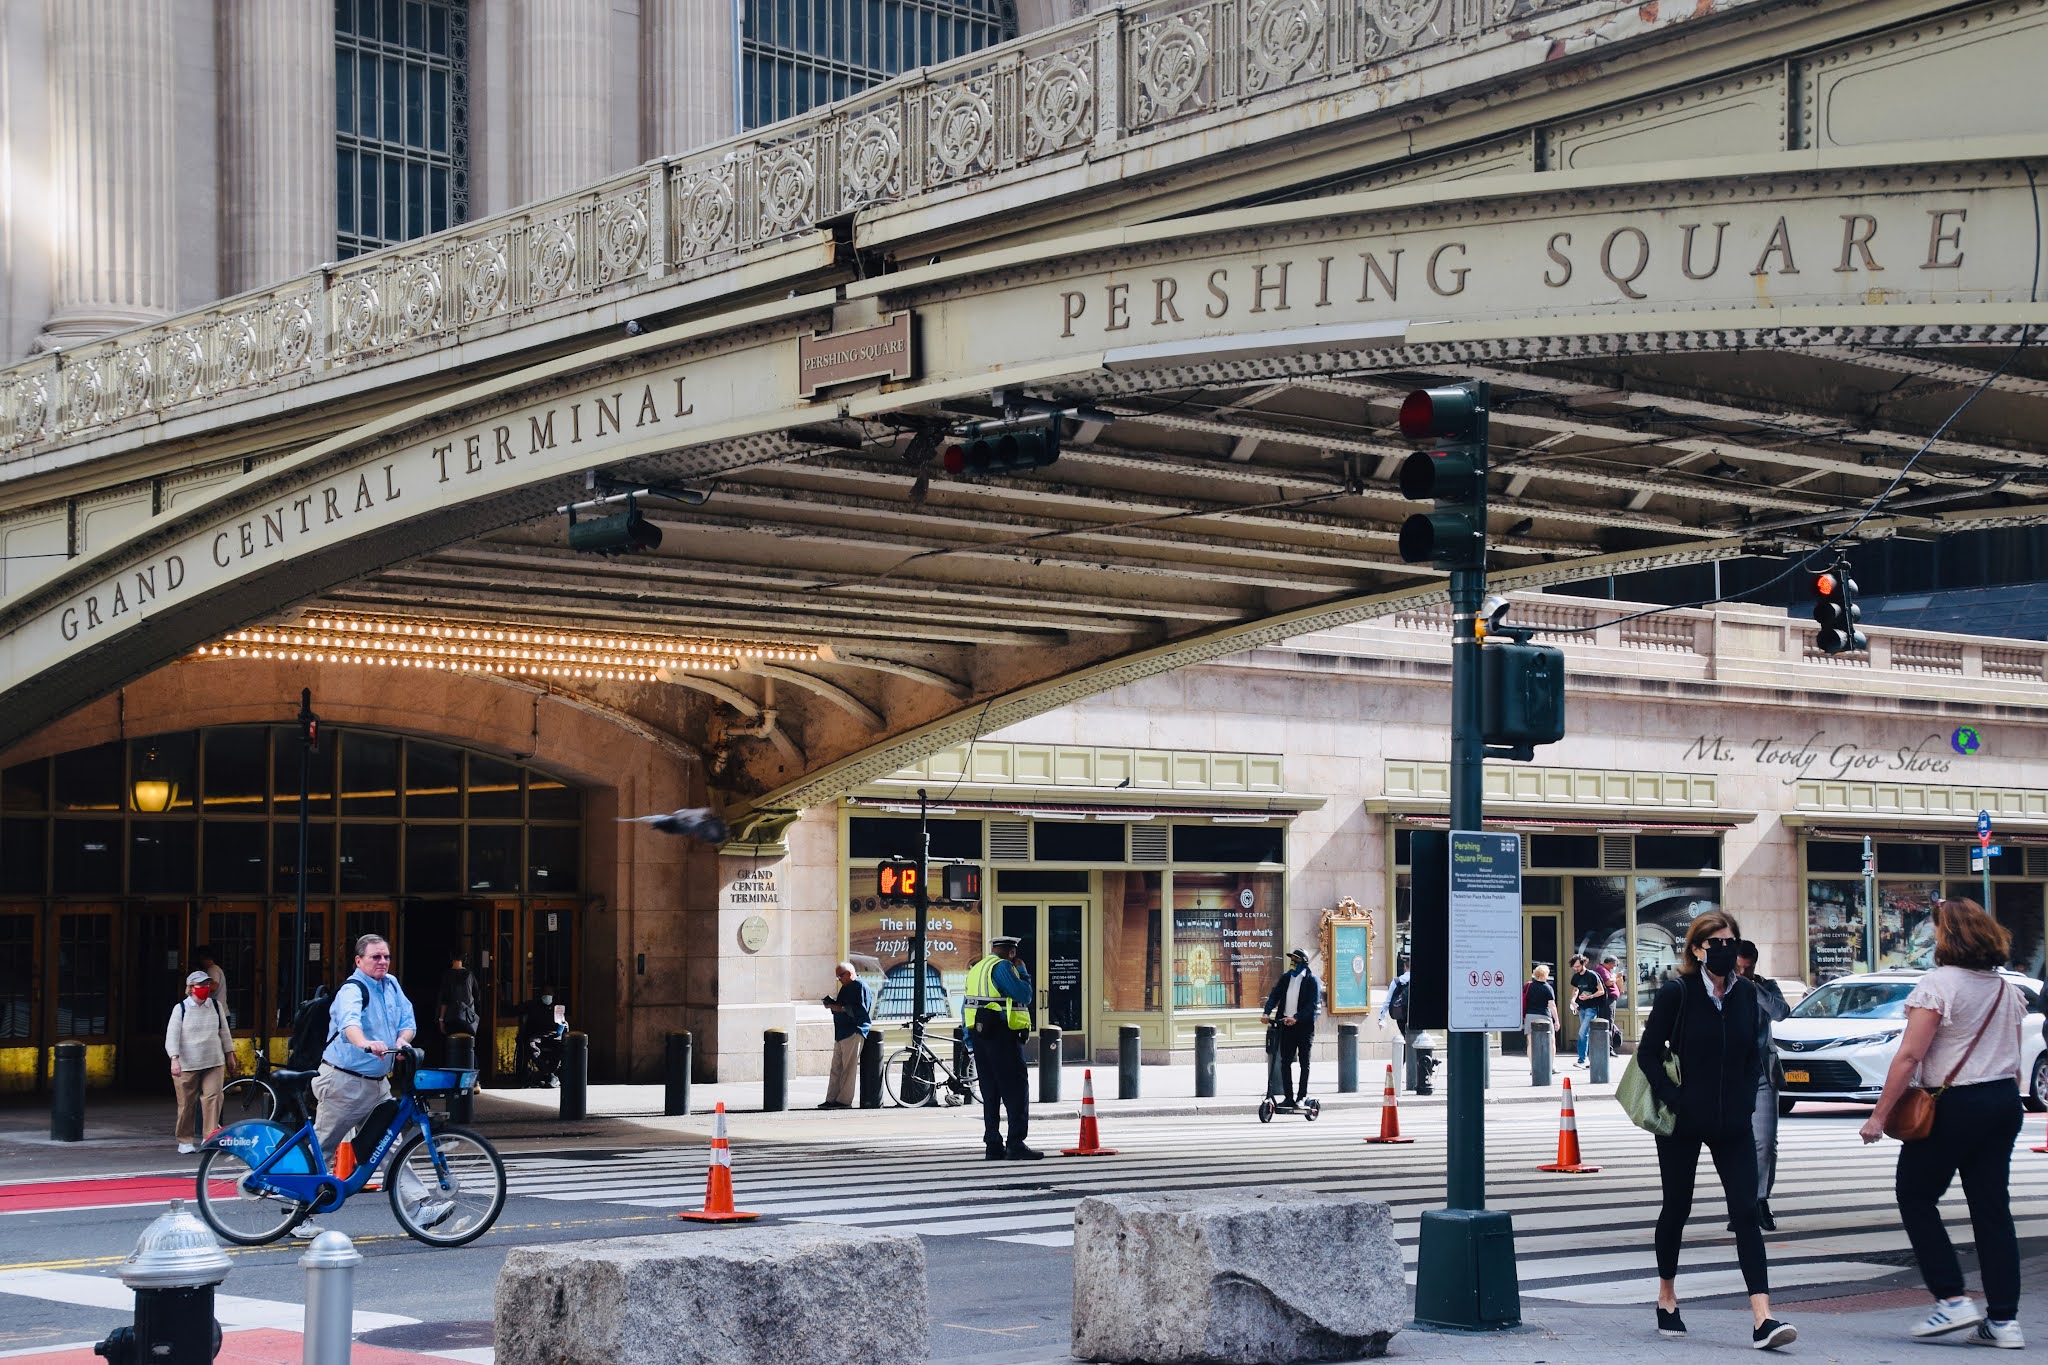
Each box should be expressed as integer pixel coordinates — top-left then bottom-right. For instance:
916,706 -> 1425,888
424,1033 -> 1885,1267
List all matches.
193,1048 -> 506,1248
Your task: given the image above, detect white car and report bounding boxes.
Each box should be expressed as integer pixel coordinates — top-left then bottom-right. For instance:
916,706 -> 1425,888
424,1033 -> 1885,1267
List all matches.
1773,969 -> 2047,1116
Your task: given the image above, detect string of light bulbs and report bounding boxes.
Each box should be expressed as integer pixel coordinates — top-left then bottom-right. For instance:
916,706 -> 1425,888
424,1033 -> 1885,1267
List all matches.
191,614 -> 819,684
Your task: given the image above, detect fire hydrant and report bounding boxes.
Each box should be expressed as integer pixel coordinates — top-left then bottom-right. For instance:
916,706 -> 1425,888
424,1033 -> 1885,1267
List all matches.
94,1199 -> 229,1364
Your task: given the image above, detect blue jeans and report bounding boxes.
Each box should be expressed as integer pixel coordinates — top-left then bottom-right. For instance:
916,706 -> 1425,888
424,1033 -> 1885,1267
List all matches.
1577,1006 -> 1602,1063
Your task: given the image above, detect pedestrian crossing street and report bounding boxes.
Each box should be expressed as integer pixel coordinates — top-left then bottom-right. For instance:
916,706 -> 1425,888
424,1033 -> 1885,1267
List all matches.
502,1106 -> 2048,1306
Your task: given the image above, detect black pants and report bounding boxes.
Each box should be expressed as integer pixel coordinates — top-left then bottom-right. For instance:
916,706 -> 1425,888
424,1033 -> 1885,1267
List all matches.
976,1022 -> 1028,1152
1896,1078 -> 2023,1320
1655,1128 -> 1769,1295
1274,1023 -> 1312,1101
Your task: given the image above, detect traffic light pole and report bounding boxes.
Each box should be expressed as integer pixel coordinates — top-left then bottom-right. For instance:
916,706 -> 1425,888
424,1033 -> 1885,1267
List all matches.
1412,387 -> 1521,1332
911,788 -> 930,1025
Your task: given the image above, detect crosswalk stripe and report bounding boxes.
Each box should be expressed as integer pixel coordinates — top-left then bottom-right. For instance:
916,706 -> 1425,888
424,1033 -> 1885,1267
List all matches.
500,1113 -> 2044,1302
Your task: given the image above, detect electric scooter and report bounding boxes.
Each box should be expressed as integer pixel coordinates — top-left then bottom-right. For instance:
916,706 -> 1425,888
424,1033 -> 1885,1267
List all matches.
1256,1018 -> 1320,1123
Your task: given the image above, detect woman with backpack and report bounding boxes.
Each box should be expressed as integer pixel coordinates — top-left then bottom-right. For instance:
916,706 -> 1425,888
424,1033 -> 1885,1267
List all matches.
166,970 -> 237,1154
1637,911 -> 1794,1351
1859,898 -> 2028,1349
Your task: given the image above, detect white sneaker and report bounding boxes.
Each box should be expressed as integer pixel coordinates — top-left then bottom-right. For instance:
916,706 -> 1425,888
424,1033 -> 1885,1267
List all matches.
176,1142 -> 195,1154
1968,1320 -> 2024,1350
1911,1297 -> 1985,1337
290,1221 -> 326,1239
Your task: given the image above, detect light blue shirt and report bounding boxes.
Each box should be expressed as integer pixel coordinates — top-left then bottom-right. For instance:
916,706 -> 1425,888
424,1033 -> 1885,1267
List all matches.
321,969 -> 417,1077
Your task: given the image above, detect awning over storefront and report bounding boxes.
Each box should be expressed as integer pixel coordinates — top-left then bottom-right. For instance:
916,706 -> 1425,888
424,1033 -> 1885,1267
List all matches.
845,793 -> 1322,820
1368,800 -> 1751,832
1789,817 -> 2048,845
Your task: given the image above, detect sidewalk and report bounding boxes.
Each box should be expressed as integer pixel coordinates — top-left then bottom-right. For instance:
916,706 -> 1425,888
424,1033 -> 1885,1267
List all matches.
0,1046 -> 1618,1174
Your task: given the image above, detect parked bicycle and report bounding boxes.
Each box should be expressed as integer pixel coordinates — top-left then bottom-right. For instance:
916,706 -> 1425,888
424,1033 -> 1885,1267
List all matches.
883,1012 -> 980,1107
217,1046 -> 317,1128
194,1048 -> 504,1248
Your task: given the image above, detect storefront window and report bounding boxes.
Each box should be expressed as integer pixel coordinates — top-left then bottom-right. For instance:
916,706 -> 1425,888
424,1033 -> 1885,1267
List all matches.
1992,881 -> 2046,978
1171,871 -> 1282,1009
1804,879 -> 1867,985
1571,876 -> 1627,999
1635,876 -> 1723,1000
1101,871 -> 1161,1011
844,865 -> 983,1019
1877,880 -> 1938,968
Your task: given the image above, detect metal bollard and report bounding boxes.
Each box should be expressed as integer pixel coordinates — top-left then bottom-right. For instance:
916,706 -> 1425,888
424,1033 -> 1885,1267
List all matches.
300,1229 -> 360,1365
1337,1023 -> 1358,1093
762,1029 -> 788,1112
1193,1025 -> 1216,1098
445,1034 -> 475,1125
1400,1027 -> 1418,1093
1590,1018 -> 1612,1085
664,1032 -> 693,1116
1530,1020 -> 1553,1087
858,1028 -> 884,1109
559,1032 -> 588,1122
1117,1025 -> 1141,1100
51,1040 -> 85,1142
93,1200 -> 230,1365
1038,1027 -> 1062,1103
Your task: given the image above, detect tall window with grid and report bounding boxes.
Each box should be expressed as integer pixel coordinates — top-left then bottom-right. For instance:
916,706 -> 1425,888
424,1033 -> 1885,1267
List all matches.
336,0 -> 470,259
742,0 -> 1016,130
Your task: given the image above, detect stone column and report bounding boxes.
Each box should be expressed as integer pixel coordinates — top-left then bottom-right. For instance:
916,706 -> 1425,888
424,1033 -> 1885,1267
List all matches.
39,0 -> 179,348
218,0 -> 336,293
513,0 -> 610,204
641,0 -> 735,159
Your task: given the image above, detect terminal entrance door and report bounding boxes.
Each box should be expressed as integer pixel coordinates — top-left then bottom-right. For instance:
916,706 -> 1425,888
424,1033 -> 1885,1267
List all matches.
1523,907 -> 1562,982
999,902 -> 1087,1062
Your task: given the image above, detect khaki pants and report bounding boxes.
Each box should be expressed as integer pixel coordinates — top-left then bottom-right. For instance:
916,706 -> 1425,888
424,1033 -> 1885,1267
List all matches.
173,1066 -> 225,1145
825,1034 -> 861,1106
312,1064 -> 391,1162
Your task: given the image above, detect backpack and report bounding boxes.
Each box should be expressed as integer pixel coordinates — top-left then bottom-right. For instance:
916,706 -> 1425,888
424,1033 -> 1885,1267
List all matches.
285,980 -> 365,1071
1386,976 -> 1410,1027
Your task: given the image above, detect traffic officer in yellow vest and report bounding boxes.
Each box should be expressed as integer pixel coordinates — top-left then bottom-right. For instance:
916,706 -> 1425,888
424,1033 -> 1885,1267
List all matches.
964,934 -> 1040,1160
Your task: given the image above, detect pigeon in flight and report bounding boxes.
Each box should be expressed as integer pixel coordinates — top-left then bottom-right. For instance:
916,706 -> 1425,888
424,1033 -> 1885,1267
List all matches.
619,808 -> 729,842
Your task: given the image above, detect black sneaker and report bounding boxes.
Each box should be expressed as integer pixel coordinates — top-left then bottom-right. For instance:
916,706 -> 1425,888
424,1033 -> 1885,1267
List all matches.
1753,1319 -> 1796,1351
1006,1144 -> 1045,1161
1657,1307 -> 1686,1339
1758,1200 -> 1777,1232
983,1147 -> 1007,1161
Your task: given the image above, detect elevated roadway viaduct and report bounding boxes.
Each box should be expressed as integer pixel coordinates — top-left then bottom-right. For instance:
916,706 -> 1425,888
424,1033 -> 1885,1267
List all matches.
3,0 -> 2046,835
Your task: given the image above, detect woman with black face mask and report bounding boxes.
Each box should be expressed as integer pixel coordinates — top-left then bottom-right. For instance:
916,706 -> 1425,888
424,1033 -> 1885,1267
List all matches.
1637,910 -> 1794,1351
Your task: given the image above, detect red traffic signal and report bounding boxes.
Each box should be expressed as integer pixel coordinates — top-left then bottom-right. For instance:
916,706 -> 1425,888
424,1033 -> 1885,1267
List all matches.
877,859 -> 920,903
1398,385 -> 1484,440
1812,567 -> 1866,654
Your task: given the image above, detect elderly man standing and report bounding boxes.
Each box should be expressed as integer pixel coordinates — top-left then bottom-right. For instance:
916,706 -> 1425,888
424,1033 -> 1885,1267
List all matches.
820,962 -> 872,1109
313,934 -> 417,1164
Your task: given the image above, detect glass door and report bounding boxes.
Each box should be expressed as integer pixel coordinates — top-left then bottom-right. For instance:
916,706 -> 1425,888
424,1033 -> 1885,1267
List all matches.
999,902 -> 1088,1061
1523,908 -> 1561,983
122,905 -> 189,1088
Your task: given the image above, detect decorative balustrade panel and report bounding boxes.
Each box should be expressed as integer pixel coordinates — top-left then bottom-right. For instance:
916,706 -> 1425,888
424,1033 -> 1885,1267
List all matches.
0,0 -> 1632,461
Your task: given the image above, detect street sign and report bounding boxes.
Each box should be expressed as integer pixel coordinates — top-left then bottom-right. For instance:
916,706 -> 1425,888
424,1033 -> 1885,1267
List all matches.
1448,830 -> 1523,1032
1971,845 -> 2003,871
1978,809 -> 1993,848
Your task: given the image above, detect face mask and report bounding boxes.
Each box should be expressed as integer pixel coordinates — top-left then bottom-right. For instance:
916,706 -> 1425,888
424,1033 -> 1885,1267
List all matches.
191,985 -> 211,1002
1703,943 -> 1739,977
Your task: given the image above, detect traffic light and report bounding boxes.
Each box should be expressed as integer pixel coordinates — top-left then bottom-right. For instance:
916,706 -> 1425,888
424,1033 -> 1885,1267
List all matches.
567,496 -> 662,555
941,863 -> 982,903
1395,383 -> 1488,571
942,425 -> 1059,476
1812,566 -> 1868,653
877,859 -> 921,905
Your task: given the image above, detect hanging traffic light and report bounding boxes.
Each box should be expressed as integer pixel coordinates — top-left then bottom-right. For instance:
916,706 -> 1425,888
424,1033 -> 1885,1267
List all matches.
567,496 -> 662,555
1812,566 -> 1868,654
941,424 -> 1060,476
1395,383 -> 1488,571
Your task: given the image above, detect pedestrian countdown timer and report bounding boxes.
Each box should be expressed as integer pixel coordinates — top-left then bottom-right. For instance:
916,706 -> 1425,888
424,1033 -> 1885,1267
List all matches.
876,859 -> 921,905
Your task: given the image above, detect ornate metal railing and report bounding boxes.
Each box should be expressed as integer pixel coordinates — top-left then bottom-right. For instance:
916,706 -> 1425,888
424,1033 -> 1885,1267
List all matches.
0,0 -> 1613,463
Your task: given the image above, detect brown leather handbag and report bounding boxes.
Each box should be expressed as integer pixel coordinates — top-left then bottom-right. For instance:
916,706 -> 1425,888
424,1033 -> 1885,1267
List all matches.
1882,988 -> 2003,1142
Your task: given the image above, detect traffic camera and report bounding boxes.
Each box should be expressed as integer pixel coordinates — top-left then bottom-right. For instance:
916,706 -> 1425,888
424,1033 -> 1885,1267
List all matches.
1812,567 -> 1867,654
1395,383 -> 1489,572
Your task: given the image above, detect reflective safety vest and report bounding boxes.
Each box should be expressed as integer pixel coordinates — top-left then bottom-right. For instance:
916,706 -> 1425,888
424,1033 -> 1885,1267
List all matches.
963,954 -> 1031,1031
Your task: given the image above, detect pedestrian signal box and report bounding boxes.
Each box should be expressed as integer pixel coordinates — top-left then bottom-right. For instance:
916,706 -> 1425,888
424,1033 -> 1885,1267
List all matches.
876,859 -> 921,905
942,863 -> 982,903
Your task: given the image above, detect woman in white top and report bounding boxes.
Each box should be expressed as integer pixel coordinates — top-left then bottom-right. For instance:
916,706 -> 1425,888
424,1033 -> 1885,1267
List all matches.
1861,898 -> 2029,1349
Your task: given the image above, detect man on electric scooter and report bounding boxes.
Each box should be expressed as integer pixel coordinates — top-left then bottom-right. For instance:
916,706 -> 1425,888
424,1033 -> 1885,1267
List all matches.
1262,948 -> 1321,1111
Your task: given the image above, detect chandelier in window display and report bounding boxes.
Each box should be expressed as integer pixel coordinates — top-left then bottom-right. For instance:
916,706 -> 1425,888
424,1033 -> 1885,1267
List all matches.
191,613 -> 820,683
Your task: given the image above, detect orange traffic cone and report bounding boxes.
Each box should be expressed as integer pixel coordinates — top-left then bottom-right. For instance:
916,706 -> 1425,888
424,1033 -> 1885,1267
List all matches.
1538,1077 -> 1601,1173
676,1102 -> 759,1222
333,1139 -> 357,1182
1363,1063 -> 1415,1144
1061,1069 -> 1118,1156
